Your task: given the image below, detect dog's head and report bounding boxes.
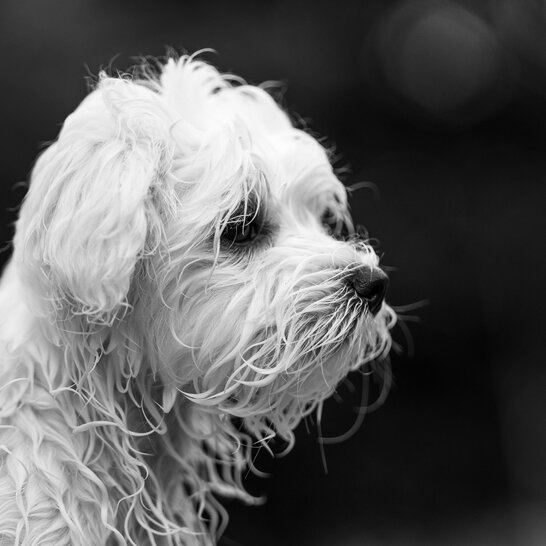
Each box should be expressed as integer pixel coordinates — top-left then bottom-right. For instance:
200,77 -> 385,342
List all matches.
15,55 -> 394,442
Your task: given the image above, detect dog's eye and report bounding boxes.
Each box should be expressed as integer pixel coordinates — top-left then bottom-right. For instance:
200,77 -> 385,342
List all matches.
321,208 -> 340,233
321,208 -> 336,228
321,208 -> 350,239
223,218 -> 259,244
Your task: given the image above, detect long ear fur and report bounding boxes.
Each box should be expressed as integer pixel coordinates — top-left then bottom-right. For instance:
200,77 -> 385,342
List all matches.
15,75 -> 169,325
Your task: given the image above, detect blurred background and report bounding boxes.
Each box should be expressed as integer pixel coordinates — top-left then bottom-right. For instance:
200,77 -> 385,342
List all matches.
1,1 -> 545,544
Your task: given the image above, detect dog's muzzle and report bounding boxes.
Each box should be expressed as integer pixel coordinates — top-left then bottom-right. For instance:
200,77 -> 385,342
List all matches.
350,265 -> 389,316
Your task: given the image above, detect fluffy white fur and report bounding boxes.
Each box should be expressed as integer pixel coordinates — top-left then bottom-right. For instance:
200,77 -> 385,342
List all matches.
0,55 -> 395,545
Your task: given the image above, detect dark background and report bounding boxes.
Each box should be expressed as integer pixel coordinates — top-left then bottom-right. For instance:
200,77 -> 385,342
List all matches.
1,1 -> 545,544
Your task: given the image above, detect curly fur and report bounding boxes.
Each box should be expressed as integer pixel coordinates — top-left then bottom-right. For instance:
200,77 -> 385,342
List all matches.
0,54 -> 395,545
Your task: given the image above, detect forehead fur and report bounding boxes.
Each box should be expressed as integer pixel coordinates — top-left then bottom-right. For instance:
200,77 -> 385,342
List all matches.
157,57 -> 340,188
160,57 -> 292,136
145,57 -> 347,228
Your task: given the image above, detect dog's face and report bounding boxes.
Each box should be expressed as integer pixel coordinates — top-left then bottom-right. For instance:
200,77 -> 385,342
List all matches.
16,57 -> 394,441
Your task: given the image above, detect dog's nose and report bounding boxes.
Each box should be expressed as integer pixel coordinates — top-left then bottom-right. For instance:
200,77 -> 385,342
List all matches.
350,266 -> 389,316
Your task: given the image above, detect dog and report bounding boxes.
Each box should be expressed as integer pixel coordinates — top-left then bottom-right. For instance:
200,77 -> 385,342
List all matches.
0,54 -> 395,545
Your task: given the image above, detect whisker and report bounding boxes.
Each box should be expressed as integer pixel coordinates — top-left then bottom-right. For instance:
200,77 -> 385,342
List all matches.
395,318 -> 415,358
392,299 -> 429,313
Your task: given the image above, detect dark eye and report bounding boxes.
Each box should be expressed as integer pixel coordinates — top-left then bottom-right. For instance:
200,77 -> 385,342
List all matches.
223,218 -> 259,244
321,208 -> 351,239
321,208 -> 341,233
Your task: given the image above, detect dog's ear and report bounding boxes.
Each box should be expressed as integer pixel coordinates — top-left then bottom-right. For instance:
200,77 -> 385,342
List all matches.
16,75 -> 168,324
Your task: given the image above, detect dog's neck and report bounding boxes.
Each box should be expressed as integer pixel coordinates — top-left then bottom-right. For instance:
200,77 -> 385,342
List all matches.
0,260 -> 253,544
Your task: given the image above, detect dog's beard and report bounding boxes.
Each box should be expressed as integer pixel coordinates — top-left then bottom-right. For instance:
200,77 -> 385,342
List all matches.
148,255 -> 395,444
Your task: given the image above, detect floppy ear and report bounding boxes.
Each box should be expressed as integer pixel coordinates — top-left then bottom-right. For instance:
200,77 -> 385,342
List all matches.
15,76 -> 169,324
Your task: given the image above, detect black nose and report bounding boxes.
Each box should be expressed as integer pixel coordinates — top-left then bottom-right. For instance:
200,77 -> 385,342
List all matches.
350,266 -> 389,316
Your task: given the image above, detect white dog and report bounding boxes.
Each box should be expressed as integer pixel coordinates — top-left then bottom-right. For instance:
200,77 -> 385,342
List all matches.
0,55 -> 395,545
